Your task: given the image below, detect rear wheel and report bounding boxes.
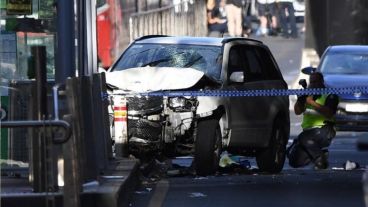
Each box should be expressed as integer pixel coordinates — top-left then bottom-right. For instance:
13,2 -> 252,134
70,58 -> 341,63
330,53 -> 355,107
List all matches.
194,119 -> 222,176
256,118 -> 287,173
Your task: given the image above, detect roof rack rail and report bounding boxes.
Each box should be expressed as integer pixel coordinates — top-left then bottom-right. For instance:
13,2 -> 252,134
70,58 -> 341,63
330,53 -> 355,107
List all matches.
221,37 -> 263,44
134,35 -> 171,41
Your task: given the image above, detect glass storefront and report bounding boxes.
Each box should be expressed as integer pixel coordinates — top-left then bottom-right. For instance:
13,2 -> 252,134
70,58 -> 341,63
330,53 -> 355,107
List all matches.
1,0 -> 57,81
1,0 -> 57,164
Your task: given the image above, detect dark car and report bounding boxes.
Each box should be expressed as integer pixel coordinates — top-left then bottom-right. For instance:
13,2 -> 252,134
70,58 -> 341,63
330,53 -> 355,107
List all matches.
106,35 -> 290,175
316,45 -> 368,131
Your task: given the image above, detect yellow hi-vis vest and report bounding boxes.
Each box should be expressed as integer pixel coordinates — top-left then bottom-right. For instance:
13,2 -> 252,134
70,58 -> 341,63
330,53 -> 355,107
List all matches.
301,94 -> 335,130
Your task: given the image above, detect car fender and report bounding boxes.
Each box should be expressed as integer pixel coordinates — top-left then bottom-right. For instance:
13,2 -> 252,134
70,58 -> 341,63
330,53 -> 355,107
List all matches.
196,96 -> 222,117
196,96 -> 228,140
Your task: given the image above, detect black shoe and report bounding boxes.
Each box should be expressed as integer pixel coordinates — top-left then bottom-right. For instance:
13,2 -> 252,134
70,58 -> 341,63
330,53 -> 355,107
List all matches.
314,151 -> 329,170
268,29 -> 278,36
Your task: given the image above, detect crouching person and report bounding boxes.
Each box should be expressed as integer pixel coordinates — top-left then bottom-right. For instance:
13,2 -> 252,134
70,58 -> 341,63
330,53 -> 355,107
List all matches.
287,72 -> 339,169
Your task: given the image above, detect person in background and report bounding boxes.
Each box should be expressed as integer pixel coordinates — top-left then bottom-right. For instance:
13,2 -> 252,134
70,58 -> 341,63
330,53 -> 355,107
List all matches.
225,0 -> 243,37
207,0 -> 228,37
256,0 -> 277,36
277,0 -> 298,38
288,72 -> 339,170
241,0 -> 253,37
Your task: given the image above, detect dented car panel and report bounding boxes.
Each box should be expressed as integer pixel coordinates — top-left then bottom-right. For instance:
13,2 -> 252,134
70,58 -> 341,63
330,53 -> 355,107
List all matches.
196,96 -> 223,116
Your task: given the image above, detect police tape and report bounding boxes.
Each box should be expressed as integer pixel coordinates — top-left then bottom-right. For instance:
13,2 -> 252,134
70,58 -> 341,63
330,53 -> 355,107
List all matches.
104,86 -> 368,98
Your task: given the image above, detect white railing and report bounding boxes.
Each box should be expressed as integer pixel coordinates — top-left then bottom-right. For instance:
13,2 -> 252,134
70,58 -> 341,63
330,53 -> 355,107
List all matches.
129,0 -> 207,42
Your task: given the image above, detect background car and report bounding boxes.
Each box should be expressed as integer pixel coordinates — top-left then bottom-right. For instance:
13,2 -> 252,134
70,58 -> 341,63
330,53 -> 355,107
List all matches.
316,45 -> 368,131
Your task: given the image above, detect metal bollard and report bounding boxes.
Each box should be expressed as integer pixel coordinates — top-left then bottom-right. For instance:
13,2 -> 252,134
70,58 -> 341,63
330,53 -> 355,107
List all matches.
113,96 -> 128,157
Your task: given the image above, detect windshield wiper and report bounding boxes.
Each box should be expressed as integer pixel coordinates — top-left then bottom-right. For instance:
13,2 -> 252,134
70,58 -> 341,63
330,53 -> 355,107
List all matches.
141,58 -> 172,67
126,48 -> 154,58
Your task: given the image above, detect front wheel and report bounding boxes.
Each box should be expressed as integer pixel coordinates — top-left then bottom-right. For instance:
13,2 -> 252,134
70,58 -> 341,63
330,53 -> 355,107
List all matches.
194,119 -> 222,176
256,119 -> 287,173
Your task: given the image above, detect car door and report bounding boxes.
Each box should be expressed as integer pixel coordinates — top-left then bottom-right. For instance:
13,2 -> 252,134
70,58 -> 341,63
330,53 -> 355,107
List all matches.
225,43 -> 282,148
256,45 -> 290,133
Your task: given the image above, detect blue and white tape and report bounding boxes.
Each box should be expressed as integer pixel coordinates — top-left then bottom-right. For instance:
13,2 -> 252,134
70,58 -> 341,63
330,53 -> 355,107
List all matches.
106,86 -> 368,98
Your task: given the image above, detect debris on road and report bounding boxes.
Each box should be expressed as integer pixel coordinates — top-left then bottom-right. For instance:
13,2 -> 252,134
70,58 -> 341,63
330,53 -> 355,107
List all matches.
344,160 -> 360,170
194,176 -> 209,180
219,152 -> 238,168
218,151 -> 252,174
331,160 -> 361,171
331,167 -> 345,170
189,192 -> 207,198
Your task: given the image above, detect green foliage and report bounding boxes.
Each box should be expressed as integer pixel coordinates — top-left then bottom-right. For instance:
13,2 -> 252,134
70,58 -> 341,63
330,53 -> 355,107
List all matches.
38,0 -> 55,19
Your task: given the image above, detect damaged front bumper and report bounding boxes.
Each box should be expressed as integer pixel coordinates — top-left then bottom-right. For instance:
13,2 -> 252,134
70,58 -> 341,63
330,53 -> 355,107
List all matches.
110,93 -> 199,157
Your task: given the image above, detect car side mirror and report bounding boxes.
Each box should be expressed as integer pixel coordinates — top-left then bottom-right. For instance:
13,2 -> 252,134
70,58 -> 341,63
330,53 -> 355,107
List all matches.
301,66 -> 316,75
229,71 -> 244,83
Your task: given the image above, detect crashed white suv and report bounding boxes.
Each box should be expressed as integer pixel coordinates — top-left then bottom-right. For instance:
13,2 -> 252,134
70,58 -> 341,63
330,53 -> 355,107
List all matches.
106,36 -> 290,175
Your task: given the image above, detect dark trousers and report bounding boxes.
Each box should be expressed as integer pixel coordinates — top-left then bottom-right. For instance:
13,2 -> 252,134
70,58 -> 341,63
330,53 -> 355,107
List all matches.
279,2 -> 298,38
287,125 -> 336,168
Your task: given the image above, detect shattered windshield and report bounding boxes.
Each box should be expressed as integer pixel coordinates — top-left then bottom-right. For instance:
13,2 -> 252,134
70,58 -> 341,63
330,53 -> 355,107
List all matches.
113,43 -> 223,81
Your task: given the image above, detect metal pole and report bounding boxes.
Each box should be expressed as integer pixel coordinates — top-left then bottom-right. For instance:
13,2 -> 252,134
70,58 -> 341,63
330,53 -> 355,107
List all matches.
33,46 -> 47,121
77,0 -> 98,76
56,0 -> 76,84
33,46 -> 60,198
31,46 -> 47,192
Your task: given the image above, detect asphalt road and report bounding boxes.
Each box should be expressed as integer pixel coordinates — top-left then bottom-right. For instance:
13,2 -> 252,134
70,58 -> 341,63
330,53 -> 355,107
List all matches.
128,34 -> 368,207
130,131 -> 368,207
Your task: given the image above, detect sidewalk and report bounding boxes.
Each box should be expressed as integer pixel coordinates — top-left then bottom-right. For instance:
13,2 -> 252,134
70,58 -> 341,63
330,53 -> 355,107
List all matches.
1,158 -> 140,207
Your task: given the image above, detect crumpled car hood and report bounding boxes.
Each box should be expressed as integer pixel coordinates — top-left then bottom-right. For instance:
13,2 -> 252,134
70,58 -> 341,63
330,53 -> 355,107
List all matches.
106,67 -> 204,92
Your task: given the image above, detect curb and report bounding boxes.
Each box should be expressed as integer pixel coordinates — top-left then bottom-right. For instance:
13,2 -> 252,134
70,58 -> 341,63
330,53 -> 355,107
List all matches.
1,158 -> 141,207
93,158 -> 141,207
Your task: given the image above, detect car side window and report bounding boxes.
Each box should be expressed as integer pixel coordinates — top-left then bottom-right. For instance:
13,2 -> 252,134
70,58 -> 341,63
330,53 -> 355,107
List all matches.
244,48 -> 263,81
228,45 -> 268,83
228,46 -> 245,73
255,47 -> 281,80
228,44 -> 285,83
228,46 -> 247,84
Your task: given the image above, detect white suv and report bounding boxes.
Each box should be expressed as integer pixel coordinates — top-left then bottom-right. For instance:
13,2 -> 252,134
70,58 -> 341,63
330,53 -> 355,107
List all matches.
106,36 -> 290,175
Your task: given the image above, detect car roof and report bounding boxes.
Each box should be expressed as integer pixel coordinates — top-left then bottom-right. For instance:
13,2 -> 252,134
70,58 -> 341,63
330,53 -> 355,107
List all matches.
134,35 -> 263,46
328,45 -> 368,53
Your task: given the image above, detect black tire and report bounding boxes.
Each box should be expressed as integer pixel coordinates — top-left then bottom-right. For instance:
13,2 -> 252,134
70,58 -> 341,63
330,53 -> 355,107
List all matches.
194,119 -> 222,176
256,118 -> 287,173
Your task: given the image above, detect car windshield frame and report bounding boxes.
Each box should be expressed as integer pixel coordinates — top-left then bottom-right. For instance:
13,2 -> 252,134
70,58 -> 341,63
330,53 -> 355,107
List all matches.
320,52 -> 368,75
111,43 -> 223,82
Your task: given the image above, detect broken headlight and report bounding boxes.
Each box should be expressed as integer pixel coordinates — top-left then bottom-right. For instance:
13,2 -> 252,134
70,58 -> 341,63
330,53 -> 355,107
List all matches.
168,97 -> 197,112
169,97 -> 186,108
